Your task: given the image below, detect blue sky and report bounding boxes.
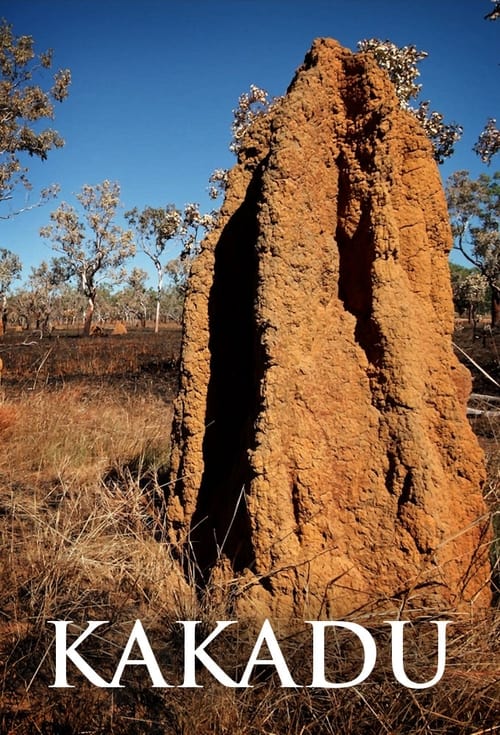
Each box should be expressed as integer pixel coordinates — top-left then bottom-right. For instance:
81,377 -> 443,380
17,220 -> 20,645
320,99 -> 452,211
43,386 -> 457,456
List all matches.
2,0 -> 499,283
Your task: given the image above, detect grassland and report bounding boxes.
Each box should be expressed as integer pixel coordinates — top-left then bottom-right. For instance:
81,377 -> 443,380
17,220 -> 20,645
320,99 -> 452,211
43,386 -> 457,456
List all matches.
0,324 -> 498,734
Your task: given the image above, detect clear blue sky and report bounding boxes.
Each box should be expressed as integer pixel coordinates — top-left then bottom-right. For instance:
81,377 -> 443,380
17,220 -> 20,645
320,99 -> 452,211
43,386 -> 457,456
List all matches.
2,0 -> 499,283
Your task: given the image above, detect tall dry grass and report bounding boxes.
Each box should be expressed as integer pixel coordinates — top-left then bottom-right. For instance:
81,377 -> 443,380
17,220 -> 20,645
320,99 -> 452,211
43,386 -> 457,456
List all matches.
0,383 -> 190,732
0,384 -> 172,486
467,392 -> 500,604
0,379 -> 498,734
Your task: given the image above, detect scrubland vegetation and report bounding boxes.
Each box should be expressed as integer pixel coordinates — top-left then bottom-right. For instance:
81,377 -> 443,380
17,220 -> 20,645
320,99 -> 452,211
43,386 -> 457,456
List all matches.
0,324 -> 498,735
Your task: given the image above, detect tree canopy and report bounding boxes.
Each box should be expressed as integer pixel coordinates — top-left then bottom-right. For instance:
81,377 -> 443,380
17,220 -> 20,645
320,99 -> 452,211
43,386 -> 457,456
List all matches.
358,39 -> 463,162
40,180 -> 134,335
126,204 -> 182,332
446,170 -> 500,324
0,19 -> 71,218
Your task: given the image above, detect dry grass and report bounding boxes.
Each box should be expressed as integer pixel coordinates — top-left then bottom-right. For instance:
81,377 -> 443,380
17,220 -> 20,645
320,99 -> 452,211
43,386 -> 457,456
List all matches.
0,329 -> 498,734
0,381 -> 191,733
474,416 -> 500,605
0,384 -> 172,487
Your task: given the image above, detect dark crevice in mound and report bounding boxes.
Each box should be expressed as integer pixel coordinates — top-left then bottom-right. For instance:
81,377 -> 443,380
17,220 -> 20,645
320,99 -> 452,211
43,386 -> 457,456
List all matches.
187,163 -> 268,582
335,163 -> 383,369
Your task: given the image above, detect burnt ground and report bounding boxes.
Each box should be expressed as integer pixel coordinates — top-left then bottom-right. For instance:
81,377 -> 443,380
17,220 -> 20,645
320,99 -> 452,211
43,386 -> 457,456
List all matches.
1,319 -> 495,488
0,325 -> 182,401
0,321 -> 498,405
453,320 -> 500,396
453,321 -> 500,447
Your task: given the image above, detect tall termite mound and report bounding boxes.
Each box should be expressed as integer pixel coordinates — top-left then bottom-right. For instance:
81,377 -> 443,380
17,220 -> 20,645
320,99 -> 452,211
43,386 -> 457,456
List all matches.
166,39 -> 491,620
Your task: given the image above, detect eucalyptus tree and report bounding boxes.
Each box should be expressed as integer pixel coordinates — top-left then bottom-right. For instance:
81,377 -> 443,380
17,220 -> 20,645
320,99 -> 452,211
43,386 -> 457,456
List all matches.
25,260 -> 61,332
447,171 -> 500,325
450,264 -> 489,323
40,180 -> 134,336
0,20 -> 70,218
126,205 -> 181,332
0,246 -> 21,333
117,266 -> 151,327
127,202 -> 214,331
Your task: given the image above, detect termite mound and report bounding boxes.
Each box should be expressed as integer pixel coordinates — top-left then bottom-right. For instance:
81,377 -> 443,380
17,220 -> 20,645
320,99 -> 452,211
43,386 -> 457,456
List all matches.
166,39 -> 491,621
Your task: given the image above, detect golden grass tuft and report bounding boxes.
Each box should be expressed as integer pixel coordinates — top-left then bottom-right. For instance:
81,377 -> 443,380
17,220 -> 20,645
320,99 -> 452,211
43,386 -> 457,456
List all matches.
0,402 -> 18,432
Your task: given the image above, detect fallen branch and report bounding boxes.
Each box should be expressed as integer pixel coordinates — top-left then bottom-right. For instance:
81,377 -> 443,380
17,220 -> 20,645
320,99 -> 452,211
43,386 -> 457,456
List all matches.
466,407 -> 500,417
452,342 -> 500,389
469,392 -> 500,403
30,346 -> 53,390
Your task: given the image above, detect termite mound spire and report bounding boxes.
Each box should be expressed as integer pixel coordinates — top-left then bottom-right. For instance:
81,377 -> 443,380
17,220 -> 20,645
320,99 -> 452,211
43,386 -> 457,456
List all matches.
166,38 -> 491,621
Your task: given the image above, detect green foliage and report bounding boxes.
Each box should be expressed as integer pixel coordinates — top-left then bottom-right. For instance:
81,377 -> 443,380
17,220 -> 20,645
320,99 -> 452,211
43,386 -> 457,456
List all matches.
450,263 -> 489,318
26,260 -> 61,331
126,205 -> 182,259
0,246 -> 22,331
120,267 -> 149,325
126,204 -> 181,331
